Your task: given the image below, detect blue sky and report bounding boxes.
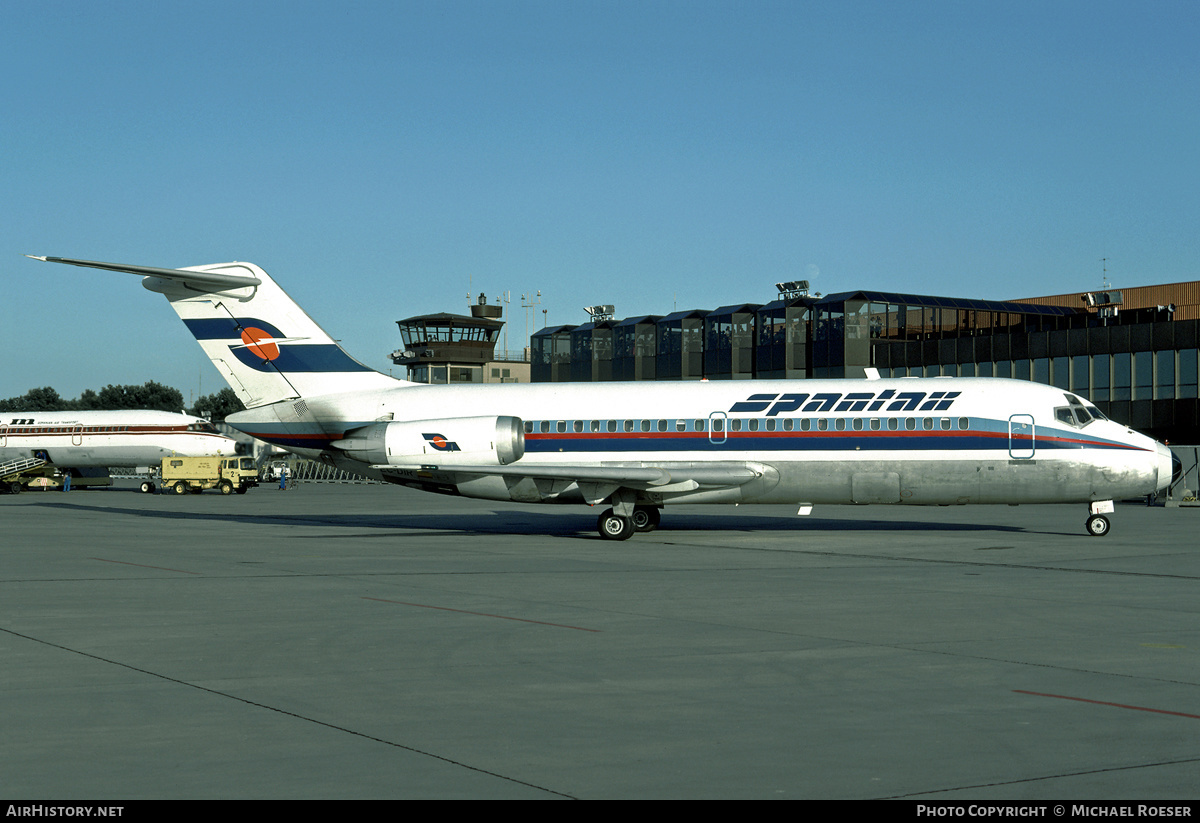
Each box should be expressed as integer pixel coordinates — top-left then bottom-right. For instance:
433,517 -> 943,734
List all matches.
4,0 -> 1198,402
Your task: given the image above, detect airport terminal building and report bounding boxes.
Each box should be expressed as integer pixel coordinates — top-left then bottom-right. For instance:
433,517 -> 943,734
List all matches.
531,281 -> 1200,445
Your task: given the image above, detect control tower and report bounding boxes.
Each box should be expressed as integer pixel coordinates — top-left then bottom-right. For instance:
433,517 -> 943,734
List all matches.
392,294 -> 529,384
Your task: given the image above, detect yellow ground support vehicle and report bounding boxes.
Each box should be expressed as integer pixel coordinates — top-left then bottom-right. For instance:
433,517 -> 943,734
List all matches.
157,455 -> 259,495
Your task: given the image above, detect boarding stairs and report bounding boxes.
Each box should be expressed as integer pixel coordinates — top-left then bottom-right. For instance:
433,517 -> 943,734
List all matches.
1,457 -> 46,490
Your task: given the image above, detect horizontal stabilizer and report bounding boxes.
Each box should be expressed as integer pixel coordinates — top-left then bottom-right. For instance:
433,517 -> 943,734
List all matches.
26,256 -> 261,291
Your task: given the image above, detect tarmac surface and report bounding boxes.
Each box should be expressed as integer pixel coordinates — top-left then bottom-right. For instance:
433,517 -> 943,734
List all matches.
1,480 -> 1197,799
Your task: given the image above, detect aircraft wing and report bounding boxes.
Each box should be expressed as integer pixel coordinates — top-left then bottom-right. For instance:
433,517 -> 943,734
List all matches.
370,461 -> 765,503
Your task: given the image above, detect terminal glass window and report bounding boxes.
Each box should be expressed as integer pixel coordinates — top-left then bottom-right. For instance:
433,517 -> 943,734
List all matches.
1033,358 -> 1049,385
1092,354 -> 1110,401
1112,354 -> 1131,400
1070,355 -> 1089,396
1134,351 -> 1153,400
1155,351 -> 1175,399
1179,349 -> 1198,398
1051,356 -> 1069,389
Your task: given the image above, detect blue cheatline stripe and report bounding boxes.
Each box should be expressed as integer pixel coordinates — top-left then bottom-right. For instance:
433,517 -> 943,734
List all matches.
183,318 -> 285,339
180,318 -> 373,373
523,429 -> 1146,454
238,418 -> 1148,456
229,344 -> 374,373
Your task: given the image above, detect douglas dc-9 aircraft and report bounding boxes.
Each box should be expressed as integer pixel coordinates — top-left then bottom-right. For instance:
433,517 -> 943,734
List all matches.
29,256 -> 1182,538
0,409 -> 236,491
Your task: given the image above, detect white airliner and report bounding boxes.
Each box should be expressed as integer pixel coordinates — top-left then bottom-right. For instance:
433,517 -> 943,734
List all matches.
29,256 -> 1181,538
0,409 -> 237,491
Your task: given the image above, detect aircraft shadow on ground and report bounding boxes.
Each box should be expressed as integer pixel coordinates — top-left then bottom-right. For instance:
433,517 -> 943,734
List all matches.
27,499 -> 1033,538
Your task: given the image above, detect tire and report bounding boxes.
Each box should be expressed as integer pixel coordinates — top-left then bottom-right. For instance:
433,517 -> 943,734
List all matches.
140,481 -> 155,494
632,505 -> 661,532
172,481 -> 188,495
219,480 -> 234,495
1086,514 -> 1110,537
597,509 -> 635,541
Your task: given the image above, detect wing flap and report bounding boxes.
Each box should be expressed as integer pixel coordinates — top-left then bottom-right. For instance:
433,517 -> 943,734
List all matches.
371,461 -> 762,491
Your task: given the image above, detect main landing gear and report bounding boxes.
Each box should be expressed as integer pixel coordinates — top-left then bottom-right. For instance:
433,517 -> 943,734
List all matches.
597,505 -> 661,541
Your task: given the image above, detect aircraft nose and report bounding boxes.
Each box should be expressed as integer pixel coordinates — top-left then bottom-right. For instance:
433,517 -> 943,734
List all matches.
1155,442 -> 1178,493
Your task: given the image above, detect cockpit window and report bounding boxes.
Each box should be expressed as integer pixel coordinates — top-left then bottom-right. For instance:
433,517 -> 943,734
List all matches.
1055,394 -> 1103,428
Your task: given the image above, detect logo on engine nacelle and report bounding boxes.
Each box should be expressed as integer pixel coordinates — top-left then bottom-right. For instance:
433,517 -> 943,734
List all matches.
422,433 -> 461,452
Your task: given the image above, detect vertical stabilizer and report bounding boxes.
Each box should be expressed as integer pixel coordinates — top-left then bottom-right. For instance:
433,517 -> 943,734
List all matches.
29,256 -> 404,408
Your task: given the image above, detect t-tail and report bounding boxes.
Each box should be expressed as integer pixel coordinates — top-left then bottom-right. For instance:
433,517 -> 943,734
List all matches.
28,256 -> 402,408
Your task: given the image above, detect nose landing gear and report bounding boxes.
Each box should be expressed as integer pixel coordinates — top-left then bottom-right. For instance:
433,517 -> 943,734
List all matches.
1085,513 -> 1110,536
1085,500 -> 1114,536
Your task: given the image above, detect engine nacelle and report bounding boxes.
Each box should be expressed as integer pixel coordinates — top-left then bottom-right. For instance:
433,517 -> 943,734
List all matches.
332,416 -> 524,467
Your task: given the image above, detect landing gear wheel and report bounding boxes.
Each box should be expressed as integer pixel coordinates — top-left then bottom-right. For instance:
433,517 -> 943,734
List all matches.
597,508 -> 635,541
1086,514 -> 1110,536
140,481 -> 155,494
632,505 -> 661,533
172,481 -> 188,495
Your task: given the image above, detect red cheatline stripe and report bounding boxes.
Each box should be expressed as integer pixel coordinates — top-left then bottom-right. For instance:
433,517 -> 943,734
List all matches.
362,597 -> 601,632
1014,690 -> 1200,719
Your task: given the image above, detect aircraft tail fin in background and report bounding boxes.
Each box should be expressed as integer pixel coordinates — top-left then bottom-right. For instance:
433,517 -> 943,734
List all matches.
28,256 -> 403,408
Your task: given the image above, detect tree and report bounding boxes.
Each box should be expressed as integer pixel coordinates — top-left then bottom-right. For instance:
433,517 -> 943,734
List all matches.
191,388 -> 245,422
0,381 -> 187,412
96,381 -> 185,412
0,387 -> 66,412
